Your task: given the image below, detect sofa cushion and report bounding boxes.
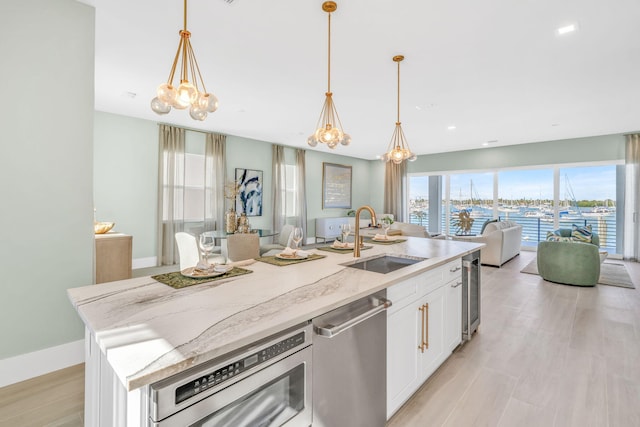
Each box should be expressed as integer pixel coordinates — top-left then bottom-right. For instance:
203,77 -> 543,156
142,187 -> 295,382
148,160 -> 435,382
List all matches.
480,219 -> 498,234
571,224 -> 593,243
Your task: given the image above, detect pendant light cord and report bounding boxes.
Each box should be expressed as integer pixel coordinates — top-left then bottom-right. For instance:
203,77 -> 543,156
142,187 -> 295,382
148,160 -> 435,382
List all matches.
327,11 -> 331,93
183,0 -> 188,31
397,59 -> 401,123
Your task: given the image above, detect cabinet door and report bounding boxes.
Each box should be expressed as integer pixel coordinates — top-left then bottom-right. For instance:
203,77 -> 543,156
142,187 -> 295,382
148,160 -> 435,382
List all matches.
387,299 -> 421,418
418,286 -> 445,380
444,278 -> 463,353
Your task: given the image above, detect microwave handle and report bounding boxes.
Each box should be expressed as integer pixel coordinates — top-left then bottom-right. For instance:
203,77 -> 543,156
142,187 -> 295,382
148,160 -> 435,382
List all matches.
314,297 -> 392,338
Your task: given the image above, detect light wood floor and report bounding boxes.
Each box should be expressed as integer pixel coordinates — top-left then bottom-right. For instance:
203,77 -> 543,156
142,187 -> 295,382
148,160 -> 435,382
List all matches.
1,251 -> 638,427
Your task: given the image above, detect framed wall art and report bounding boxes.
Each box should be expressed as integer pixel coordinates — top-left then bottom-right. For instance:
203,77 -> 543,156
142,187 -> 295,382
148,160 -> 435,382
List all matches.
322,162 -> 352,209
235,168 -> 263,216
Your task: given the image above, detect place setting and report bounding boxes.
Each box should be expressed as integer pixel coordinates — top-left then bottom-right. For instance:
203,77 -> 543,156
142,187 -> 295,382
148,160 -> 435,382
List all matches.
365,221 -> 407,245
152,233 -> 253,289
258,227 -> 326,266
317,224 -> 373,254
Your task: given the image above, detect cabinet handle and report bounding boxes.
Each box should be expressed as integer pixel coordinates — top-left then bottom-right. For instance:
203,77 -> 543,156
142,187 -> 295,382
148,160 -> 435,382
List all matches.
452,281 -> 462,288
450,266 -> 462,273
425,303 -> 429,350
418,303 -> 429,352
418,305 -> 426,353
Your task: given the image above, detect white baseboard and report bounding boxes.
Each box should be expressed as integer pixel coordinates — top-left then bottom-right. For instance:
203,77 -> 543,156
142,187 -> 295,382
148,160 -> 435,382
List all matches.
132,256 -> 157,269
0,339 -> 85,388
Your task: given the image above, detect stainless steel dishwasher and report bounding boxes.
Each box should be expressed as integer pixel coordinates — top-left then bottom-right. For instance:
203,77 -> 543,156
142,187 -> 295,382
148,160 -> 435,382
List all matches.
312,291 -> 391,427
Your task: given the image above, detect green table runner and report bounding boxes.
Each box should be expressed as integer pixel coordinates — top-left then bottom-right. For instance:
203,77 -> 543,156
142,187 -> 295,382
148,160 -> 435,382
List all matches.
364,237 -> 407,245
152,267 -> 253,289
316,245 -> 373,254
257,253 -> 326,266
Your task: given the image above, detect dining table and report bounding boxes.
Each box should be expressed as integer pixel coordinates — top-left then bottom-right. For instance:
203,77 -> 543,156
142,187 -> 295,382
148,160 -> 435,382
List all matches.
201,229 -> 278,261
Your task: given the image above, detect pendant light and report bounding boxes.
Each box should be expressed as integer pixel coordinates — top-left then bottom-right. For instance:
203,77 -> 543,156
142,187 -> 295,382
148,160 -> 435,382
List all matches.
150,0 -> 218,121
307,1 -> 351,149
381,55 -> 417,164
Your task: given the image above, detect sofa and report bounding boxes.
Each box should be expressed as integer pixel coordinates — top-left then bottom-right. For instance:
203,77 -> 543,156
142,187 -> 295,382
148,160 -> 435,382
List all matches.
452,220 -> 522,267
536,227 -> 601,287
389,221 -> 446,239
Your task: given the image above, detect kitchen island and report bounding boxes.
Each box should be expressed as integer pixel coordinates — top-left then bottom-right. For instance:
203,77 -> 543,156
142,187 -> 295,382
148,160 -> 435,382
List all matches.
68,237 -> 483,425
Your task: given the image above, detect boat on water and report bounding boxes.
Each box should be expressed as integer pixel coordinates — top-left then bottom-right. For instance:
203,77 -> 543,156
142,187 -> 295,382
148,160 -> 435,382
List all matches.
582,206 -> 615,217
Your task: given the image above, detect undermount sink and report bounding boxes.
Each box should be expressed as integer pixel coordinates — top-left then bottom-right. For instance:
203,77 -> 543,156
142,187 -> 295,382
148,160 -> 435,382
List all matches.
343,254 -> 426,274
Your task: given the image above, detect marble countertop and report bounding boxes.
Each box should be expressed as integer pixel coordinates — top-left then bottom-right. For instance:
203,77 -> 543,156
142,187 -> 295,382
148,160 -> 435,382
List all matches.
67,237 -> 483,391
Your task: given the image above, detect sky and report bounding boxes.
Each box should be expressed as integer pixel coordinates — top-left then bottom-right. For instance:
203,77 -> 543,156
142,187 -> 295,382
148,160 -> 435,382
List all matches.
410,165 -> 617,202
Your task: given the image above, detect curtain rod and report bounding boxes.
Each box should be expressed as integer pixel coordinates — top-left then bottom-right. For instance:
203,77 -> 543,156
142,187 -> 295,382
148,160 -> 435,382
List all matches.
157,122 -> 227,136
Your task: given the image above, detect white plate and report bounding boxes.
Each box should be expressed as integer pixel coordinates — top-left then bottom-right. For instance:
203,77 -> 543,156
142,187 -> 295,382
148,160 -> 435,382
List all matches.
181,267 -> 225,278
372,236 -> 398,242
331,244 -> 354,250
275,253 -> 309,260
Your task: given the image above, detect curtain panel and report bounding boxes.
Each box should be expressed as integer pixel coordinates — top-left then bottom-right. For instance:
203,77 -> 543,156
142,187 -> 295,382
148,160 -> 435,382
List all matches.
271,145 -> 286,240
205,133 -> 226,232
295,149 -> 308,240
157,124 -> 185,265
384,161 -> 407,221
624,134 -> 640,261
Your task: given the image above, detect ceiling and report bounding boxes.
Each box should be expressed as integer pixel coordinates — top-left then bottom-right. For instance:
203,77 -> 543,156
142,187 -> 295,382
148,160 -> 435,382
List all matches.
92,0 -> 640,160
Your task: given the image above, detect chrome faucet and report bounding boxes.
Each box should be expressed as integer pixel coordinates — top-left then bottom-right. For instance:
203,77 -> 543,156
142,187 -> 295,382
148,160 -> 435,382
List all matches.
354,205 -> 377,258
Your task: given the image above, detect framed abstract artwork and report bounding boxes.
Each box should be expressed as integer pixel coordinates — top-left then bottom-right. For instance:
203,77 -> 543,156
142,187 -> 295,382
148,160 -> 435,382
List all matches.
235,168 -> 263,216
322,162 -> 352,209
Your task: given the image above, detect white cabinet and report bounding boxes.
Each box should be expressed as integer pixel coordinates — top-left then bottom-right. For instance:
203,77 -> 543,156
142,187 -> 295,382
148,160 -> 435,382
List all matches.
315,217 -> 350,242
386,259 -> 462,418
444,277 -> 463,353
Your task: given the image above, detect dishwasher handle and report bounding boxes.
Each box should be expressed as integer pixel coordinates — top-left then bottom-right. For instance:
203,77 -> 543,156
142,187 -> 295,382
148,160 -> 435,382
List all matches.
314,297 -> 392,338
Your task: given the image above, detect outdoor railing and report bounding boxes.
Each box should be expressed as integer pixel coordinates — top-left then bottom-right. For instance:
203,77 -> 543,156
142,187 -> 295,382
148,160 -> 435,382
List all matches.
409,212 -> 618,254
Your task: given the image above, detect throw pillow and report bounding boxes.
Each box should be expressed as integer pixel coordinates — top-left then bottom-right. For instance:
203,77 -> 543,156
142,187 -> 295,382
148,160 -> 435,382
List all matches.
546,230 -> 562,240
480,219 -> 498,234
546,235 -> 574,243
571,224 -> 593,243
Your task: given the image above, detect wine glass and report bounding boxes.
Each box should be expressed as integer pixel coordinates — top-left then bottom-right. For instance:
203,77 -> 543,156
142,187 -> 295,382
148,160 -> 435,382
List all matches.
340,223 -> 351,244
199,233 -> 215,266
291,227 -> 303,252
381,219 -> 391,238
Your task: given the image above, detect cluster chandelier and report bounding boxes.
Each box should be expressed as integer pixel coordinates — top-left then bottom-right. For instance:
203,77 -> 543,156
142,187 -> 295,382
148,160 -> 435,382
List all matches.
150,0 -> 218,121
307,1 -> 351,149
381,55 -> 417,164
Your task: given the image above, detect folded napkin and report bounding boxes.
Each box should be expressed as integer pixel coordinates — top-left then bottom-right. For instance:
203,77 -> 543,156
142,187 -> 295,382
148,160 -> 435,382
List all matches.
280,247 -> 310,257
194,261 -> 214,272
332,241 -> 354,249
374,234 -> 392,240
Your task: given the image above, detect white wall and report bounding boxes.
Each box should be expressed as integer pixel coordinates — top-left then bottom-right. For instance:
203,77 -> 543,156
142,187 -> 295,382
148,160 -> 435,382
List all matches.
0,0 -> 95,366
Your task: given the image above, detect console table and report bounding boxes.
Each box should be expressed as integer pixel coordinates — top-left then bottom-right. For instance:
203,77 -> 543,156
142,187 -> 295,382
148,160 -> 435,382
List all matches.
95,232 -> 132,284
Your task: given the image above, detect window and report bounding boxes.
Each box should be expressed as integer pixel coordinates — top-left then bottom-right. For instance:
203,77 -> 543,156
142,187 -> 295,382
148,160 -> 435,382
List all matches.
284,164 -> 298,217
407,161 -> 622,254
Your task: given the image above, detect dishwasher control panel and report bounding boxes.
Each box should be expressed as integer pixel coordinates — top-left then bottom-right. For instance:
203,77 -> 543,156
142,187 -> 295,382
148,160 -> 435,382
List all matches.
175,331 -> 305,404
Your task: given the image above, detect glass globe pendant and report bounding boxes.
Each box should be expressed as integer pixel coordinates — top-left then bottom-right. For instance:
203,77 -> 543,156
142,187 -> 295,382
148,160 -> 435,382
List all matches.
308,2 -> 350,150
150,0 -> 218,121
381,55 -> 417,164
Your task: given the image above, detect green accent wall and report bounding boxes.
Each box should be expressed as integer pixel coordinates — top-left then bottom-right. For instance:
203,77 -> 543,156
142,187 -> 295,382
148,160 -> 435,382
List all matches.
94,113 -> 158,259
0,0 -> 95,359
93,112 -> 383,259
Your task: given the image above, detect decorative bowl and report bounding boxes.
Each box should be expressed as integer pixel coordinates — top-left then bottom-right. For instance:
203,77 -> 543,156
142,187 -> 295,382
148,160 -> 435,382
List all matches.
94,222 -> 115,234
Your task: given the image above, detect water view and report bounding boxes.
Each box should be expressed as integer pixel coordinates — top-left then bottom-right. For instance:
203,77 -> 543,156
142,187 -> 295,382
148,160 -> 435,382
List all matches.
408,164 -> 620,254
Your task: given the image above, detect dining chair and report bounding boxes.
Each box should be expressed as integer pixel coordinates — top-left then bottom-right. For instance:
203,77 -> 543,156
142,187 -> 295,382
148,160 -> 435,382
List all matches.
227,233 -> 261,262
259,224 -> 294,255
175,232 -> 225,270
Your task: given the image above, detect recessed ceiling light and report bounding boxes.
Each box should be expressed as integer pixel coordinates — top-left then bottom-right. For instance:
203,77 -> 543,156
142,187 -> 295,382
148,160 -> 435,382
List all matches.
482,142 -> 490,147
447,125 -> 456,130
557,23 -> 578,35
